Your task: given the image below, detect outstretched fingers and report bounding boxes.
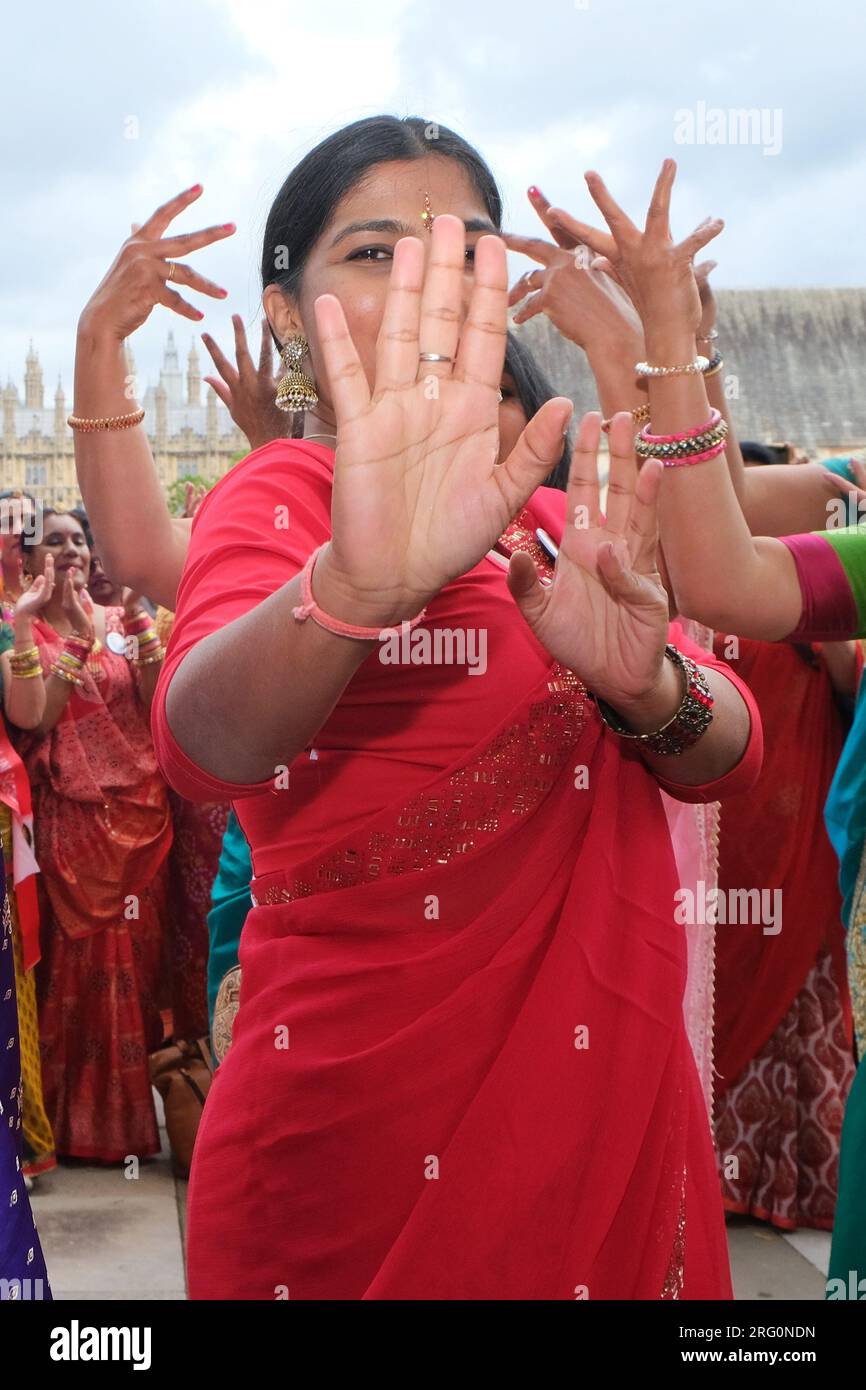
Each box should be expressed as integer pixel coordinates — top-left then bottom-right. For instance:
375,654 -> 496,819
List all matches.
563,411 -> 604,538
497,396 -> 574,514
583,172 -> 639,248
678,217 -> 725,260
138,184 -> 204,240
603,412 -> 639,541
644,158 -> 676,237
454,234 -> 509,392
374,235 -> 425,391
314,293 -> 372,422
627,458 -> 663,575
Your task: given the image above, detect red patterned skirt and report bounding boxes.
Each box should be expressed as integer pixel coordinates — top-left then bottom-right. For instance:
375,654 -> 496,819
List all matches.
714,943 -> 855,1230
36,867 -> 168,1162
164,792 -> 228,1038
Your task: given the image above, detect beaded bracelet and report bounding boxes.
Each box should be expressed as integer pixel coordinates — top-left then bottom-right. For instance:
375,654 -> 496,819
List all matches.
135,648 -> 166,667
67,409 -> 145,433
660,439 -> 729,468
635,422 -> 728,462
589,645 -> 714,755
639,409 -> 722,445
635,357 -> 709,378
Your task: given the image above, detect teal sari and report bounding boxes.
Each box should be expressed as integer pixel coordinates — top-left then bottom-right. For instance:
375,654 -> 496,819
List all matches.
206,811 -> 252,1033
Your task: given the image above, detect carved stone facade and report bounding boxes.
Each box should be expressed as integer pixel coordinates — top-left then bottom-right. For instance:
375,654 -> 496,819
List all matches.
1,334 -> 245,507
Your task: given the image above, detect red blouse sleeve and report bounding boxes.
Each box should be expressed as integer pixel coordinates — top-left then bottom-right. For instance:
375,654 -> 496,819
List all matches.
151,440 -> 335,802
647,624 -> 763,804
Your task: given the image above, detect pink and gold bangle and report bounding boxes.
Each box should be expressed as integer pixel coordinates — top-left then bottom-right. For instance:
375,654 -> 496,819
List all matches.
291,546 -> 427,641
67,409 -> 145,433
639,410 -> 722,446
659,439 -> 729,468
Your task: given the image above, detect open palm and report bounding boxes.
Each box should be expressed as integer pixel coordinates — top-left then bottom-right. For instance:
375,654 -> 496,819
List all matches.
312,217 -> 573,626
507,412 -> 670,704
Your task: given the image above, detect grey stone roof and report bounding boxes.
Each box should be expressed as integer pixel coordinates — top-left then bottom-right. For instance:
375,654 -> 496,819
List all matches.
513,288 -> 866,453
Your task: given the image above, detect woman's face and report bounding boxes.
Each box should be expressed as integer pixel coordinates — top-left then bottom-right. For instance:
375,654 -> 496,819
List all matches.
26,513 -> 90,588
265,156 -> 498,413
87,551 -> 121,605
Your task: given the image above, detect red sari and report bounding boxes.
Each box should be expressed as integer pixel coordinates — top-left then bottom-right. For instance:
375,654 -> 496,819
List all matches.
16,616 -> 173,1161
711,638 -> 855,1229
152,441 -> 762,1300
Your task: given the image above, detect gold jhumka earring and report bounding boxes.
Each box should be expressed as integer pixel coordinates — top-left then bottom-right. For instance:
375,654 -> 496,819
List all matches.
274,335 -> 318,413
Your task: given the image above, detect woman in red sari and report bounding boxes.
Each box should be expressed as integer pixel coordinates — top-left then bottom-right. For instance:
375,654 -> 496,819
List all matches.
712,636 -> 857,1229
12,510 -> 172,1161
73,118 -> 760,1299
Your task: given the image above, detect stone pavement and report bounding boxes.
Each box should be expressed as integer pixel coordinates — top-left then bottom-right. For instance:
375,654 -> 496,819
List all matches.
29,1098 -> 831,1301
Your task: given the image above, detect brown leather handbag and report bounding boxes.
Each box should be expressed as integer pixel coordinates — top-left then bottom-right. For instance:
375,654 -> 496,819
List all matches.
149,1036 -> 214,1176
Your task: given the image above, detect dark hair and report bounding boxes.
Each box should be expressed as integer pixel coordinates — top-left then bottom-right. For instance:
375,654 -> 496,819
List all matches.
504,333 -> 571,491
0,490 -> 36,504
740,441 -> 776,466
262,115 -> 502,303
20,506 -> 90,555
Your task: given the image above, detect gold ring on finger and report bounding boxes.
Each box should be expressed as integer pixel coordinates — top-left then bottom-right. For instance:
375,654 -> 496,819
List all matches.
166,261 -> 177,282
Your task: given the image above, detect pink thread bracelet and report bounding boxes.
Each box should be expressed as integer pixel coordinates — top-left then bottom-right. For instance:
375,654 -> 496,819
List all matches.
291,545 -> 427,640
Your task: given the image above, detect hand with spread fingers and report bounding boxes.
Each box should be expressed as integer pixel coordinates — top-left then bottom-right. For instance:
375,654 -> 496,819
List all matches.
202,315 -> 288,451
78,185 -> 235,342
543,160 -> 723,348
507,411 -> 670,715
312,215 -> 573,629
505,229 -> 643,351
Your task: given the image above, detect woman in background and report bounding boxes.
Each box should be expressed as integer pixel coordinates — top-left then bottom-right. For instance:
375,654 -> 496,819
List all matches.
11,510 -> 172,1161
0,512 -> 55,1180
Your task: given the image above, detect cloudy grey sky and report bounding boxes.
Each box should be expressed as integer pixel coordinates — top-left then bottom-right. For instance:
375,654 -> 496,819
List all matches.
3,0 -> 865,397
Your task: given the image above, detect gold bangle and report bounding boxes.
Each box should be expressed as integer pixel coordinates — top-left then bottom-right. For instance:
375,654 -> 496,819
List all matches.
50,663 -> 83,686
67,408 -> 145,433
11,666 -> 43,680
601,402 -> 651,434
135,648 -> 165,667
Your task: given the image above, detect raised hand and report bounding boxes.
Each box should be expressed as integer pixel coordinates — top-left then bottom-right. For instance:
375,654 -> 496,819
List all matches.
504,228 -> 643,349
201,315 -> 287,451
312,216 -> 573,626
61,575 -> 94,642
507,412 -> 670,708
14,554 -> 55,619
78,186 -> 235,342
182,482 -> 207,519
580,161 -> 723,347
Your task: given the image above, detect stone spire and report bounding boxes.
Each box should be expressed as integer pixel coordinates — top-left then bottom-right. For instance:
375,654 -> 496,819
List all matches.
24,341 -> 43,409
54,377 -> 66,438
155,381 -> 168,451
159,331 -> 184,407
187,339 -> 201,407
206,383 -> 218,449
